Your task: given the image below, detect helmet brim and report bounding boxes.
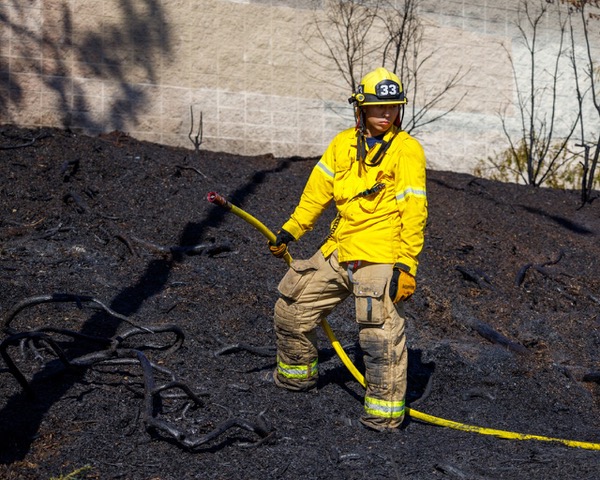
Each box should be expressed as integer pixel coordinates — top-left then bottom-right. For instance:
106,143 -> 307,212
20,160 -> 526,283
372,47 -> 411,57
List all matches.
360,99 -> 407,106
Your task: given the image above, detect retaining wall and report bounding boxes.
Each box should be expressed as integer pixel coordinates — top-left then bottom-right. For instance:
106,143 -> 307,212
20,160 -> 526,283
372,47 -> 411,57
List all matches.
1,0 -> 596,174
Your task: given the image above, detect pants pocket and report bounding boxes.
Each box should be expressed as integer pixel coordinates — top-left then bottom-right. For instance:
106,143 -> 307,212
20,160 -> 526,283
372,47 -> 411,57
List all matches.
277,253 -> 324,301
354,279 -> 387,326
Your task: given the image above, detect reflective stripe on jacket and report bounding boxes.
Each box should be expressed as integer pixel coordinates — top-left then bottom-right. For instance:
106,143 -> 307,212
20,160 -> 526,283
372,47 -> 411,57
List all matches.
282,126 -> 427,275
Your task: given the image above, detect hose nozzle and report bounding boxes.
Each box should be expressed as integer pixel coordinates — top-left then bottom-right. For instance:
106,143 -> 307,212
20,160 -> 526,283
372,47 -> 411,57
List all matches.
207,191 -> 231,210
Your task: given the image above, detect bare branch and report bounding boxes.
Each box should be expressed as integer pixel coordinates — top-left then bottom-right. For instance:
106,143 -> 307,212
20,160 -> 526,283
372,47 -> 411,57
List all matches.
493,0 -> 578,187
188,105 -> 203,153
567,1 -> 600,204
302,0 -> 466,134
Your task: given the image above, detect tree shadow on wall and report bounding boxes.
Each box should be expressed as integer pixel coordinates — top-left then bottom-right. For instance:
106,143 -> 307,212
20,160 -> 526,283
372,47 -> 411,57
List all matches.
0,0 -> 171,132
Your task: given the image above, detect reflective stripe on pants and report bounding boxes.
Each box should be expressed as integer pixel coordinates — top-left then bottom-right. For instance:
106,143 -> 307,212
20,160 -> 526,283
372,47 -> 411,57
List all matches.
277,357 -> 318,380
364,396 -> 405,419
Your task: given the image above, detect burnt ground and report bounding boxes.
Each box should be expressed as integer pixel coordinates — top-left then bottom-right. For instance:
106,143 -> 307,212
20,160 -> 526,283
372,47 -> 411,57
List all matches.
0,124 -> 598,480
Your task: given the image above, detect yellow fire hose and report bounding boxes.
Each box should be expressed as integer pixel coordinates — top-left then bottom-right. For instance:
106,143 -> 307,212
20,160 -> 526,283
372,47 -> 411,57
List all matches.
206,191 -> 600,451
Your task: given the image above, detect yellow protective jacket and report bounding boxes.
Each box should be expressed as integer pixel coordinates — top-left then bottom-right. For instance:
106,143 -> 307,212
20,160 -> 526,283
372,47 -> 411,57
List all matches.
282,126 -> 427,276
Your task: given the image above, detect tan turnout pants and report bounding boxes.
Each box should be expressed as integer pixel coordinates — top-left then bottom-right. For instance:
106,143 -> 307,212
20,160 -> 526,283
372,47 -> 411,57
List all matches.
274,249 -> 408,430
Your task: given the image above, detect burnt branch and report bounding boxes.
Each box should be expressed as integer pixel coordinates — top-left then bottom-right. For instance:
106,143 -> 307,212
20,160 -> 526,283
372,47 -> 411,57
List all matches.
515,249 -> 565,287
2,293 -> 153,335
468,319 -> 529,355
214,343 -> 277,358
1,331 -> 74,397
456,266 -> 494,290
0,131 -> 51,150
0,293 -> 274,449
453,304 -> 529,355
1,324 -> 184,395
114,232 -> 139,257
582,372 -> 600,384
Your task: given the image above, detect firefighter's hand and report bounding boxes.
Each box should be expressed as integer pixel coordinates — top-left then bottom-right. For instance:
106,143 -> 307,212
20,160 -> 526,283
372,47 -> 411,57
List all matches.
389,265 -> 416,303
269,229 -> 295,258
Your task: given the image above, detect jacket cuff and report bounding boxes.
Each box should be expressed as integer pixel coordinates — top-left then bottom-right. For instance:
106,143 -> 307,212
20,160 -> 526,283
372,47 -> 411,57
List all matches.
281,219 -> 303,241
395,258 -> 417,276
394,262 -> 411,273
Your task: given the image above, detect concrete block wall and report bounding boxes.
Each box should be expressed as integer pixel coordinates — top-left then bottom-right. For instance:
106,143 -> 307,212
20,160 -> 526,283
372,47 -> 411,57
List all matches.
1,0 -> 597,175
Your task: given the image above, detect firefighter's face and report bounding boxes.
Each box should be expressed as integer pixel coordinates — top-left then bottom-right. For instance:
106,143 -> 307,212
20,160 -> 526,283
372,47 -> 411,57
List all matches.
363,104 -> 399,136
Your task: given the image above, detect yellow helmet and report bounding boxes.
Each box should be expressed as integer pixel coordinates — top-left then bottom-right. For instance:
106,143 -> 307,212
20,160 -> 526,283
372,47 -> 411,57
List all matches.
349,67 -> 407,106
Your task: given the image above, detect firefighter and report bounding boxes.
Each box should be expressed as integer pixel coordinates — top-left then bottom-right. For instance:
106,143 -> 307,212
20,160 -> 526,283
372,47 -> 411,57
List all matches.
268,67 -> 428,431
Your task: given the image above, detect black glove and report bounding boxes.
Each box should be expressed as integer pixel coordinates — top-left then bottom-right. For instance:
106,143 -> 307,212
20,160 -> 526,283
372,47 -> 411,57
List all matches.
269,229 -> 295,258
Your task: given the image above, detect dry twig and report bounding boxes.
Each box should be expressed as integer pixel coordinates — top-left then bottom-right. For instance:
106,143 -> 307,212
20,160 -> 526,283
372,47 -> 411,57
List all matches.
0,131 -> 51,150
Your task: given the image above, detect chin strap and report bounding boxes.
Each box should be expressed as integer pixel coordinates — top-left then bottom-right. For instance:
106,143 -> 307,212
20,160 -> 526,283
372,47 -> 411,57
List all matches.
365,129 -> 400,167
